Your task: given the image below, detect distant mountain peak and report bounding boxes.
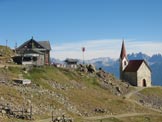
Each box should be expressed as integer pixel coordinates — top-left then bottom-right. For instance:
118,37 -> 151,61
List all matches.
127,52 -> 150,61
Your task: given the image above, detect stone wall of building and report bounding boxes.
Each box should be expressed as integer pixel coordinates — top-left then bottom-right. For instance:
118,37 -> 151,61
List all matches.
137,62 -> 151,87
123,72 -> 137,86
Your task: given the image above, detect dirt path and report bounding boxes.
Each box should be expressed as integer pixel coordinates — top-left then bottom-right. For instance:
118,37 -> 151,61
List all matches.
124,87 -> 145,99
85,87 -> 162,121
33,112 -> 161,121
33,113 -> 162,122
85,113 -> 159,120
33,118 -> 51,122
124,87 -> 162,113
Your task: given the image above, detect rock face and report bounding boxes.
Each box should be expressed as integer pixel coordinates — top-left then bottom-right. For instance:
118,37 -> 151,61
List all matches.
96,69 -> 130,95
86,64 -> 96,73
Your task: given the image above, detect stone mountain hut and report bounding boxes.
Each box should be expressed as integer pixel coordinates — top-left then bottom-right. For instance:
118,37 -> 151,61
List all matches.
13,37 -> 51,66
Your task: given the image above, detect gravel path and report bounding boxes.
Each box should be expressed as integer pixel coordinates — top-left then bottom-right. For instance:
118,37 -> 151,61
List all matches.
124,87 -> 145,99
85,113 -> 157,120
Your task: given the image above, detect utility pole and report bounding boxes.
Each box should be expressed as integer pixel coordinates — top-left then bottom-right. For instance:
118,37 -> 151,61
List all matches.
6,40 -> 8,48
15,41 -> 17,54
6,40 -> 8,54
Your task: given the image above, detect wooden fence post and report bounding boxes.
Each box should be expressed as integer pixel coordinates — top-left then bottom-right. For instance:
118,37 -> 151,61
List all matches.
30,105 -> 32,120
52,111 -> 54,122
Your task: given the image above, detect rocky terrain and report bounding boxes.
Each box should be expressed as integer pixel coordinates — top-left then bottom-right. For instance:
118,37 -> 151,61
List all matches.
0,64 -> 161,122
132,87 -> 162,111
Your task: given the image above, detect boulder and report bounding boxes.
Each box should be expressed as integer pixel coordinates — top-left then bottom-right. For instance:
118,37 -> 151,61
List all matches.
87,64 -> 96,73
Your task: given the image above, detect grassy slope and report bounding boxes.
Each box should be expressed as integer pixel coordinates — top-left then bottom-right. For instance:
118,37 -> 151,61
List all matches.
0,66 -> 161,122
139,87 -> 162,96
0,45 -> 14,62
131,86 -> 162,109
131,87 -> 162,103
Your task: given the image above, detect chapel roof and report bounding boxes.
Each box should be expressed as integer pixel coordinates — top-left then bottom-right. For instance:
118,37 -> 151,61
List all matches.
124,60 -> 151,72
120,41 -> 127,60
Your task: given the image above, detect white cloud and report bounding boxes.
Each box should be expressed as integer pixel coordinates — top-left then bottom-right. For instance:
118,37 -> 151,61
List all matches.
126,40 -> 162,56
51,39 -> 162,60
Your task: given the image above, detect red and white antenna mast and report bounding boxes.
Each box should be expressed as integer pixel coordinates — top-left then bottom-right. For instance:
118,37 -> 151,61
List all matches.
82,47 -> 85,64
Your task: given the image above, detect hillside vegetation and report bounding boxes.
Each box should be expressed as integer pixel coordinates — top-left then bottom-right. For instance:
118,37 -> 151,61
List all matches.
0,45 -> 15,64
0,65 -> 162,122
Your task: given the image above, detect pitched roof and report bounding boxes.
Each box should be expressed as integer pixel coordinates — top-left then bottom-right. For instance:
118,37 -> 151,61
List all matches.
64,58 -> 79,63
38,41 -> 51,50
120,41 -> 127,59
124,60 -> 151,72
17,38 -> 44,50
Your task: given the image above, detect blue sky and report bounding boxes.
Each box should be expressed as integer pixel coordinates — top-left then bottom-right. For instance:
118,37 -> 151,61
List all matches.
0,0 -> 162,59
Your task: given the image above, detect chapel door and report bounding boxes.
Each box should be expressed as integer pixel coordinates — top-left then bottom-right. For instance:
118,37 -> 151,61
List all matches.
143,79 -> 147,87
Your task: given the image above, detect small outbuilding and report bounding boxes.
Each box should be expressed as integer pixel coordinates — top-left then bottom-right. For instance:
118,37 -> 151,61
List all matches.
13,79 -> 31,85
64,58 -> 79,69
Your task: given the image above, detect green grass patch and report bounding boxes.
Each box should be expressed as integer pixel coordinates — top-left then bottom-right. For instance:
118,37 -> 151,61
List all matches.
139,87 -> 162,97
8,66 -> 22,74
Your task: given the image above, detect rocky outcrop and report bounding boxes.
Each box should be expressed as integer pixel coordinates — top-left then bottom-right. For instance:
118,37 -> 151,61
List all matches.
78,64 -> 96,73
96,69 -> 130,95
78,65 -> 130,96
